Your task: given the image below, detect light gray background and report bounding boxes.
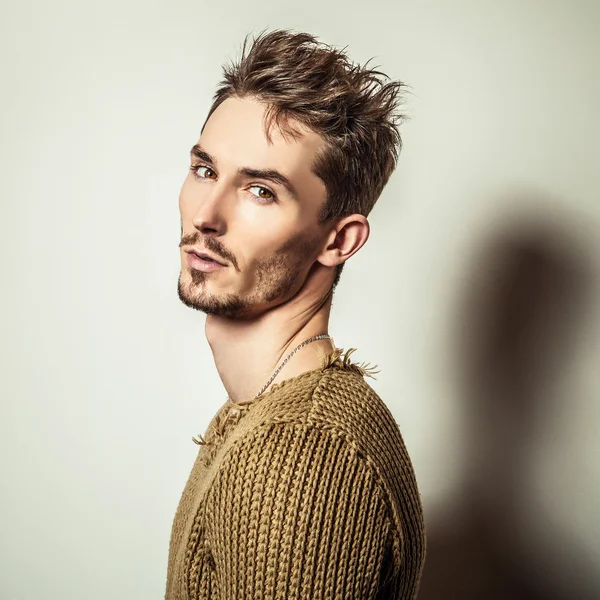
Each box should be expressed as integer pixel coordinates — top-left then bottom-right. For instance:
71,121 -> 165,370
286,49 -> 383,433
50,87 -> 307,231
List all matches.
1,0 -> 599,598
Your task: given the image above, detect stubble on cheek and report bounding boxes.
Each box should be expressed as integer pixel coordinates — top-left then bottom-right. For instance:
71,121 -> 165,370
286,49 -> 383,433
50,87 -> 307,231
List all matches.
255,253 -> 296,302
252,231 -> 321,303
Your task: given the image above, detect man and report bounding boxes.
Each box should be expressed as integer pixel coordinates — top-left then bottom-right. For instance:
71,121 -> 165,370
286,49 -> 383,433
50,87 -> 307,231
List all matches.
166,29 -> 426,599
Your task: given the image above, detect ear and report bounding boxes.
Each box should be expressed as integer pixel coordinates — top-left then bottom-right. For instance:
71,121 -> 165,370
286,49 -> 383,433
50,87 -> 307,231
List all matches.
316,214 -> 370,268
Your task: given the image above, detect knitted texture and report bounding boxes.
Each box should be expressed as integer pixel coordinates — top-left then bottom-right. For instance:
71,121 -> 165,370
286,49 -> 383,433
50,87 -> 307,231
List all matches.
165,348 -> 426,599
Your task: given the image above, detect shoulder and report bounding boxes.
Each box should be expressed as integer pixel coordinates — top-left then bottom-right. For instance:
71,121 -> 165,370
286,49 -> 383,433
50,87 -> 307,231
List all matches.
307,358 -> 412,476
244,349 -> 415,480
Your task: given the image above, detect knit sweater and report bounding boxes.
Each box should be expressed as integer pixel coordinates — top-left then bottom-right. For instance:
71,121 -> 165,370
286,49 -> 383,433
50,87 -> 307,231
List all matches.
165,348 -> 426,599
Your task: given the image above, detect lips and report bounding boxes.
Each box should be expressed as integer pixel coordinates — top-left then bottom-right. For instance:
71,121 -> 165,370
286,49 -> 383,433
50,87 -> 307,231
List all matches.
187,249 -> 226,266
186,251 -> 227,273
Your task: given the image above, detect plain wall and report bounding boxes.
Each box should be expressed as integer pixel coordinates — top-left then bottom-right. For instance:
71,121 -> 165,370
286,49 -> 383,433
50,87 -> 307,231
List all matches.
1,0 -> 599,598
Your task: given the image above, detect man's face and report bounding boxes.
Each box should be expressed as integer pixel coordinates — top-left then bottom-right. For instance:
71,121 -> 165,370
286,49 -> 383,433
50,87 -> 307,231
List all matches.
178,96 -> 330,319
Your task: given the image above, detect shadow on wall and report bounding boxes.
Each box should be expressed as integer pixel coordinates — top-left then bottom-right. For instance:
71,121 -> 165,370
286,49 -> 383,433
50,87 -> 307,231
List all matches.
417,202 -> 597,600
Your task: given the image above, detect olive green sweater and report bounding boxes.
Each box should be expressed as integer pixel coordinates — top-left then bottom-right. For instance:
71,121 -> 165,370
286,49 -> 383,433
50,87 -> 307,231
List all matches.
165,348 -> 426,599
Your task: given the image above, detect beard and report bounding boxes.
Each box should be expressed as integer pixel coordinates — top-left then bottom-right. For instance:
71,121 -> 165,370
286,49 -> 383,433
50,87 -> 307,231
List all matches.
177,231 -> 320,319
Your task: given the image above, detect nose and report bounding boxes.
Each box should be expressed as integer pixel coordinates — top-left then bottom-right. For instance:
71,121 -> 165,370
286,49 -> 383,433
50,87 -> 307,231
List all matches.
186,181 -> 230,236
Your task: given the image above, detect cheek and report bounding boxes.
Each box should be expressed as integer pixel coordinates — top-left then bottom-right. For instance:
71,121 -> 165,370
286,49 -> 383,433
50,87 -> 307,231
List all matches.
238,232 -> 282,267
234,205 -> 296,252
244,228 -> 317,271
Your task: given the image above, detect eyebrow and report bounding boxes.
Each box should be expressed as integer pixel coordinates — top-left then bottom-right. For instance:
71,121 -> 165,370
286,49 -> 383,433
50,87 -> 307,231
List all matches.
190,144 -> 299,201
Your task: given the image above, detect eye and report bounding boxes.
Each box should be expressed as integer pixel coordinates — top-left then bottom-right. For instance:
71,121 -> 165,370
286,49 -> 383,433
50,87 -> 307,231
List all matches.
248,185 -> 276,202
190,164 -> 217,180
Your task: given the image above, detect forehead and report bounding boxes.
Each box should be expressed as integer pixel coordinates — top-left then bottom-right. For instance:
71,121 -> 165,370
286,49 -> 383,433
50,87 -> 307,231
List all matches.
200,96 -> 326,180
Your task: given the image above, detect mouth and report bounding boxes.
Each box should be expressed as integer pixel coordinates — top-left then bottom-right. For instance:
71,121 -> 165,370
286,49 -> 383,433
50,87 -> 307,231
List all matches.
186,249 -> 227,266
185,249 -> 228,273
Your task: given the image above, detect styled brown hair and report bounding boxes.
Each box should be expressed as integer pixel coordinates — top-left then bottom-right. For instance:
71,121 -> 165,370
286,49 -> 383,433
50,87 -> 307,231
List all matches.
204,29 -> 407,289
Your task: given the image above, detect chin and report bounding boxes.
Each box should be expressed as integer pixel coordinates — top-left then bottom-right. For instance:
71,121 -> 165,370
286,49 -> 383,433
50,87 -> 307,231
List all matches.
177,277 -> 254,318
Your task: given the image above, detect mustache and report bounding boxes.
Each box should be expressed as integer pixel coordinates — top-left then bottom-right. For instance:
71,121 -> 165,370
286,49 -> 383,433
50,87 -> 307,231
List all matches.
179,233 -> 240,272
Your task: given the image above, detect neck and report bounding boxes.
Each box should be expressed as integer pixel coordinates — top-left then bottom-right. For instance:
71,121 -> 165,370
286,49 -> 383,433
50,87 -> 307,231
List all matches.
205,290 -> 334,403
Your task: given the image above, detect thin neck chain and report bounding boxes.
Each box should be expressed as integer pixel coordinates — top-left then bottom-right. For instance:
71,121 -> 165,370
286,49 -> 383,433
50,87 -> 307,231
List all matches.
255,334 -> 331,398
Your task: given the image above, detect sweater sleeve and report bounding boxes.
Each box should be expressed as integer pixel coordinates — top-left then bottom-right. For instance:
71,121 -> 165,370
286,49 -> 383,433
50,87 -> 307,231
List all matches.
206,421 -> 395,600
